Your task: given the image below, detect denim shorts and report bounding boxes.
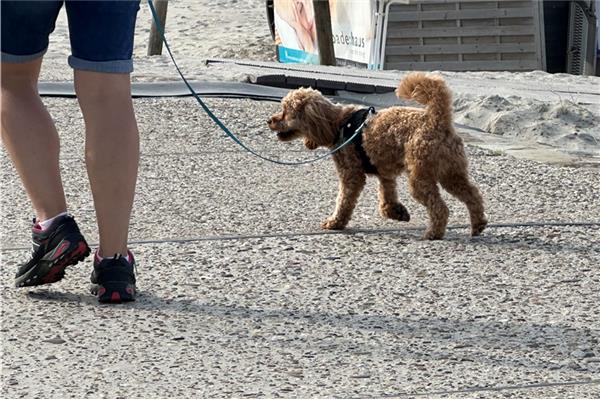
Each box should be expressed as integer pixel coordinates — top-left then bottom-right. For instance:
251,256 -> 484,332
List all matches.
1,1 -> 140,73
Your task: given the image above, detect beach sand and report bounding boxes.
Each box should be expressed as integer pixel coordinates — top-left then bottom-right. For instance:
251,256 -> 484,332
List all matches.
42,0 -> 276,82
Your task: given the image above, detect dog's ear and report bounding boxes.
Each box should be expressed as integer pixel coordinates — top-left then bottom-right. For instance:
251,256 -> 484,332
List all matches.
304,137 -> 319,150
301,100 -> 330,150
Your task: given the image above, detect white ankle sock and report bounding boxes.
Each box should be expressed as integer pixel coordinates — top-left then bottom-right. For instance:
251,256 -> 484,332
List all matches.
38,212 -> 69,231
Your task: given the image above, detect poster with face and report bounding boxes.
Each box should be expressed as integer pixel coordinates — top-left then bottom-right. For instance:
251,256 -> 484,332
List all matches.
274,0 -> 376,66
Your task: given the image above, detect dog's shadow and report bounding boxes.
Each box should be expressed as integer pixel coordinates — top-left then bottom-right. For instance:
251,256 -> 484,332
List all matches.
449,226 -> 596,257
339,222 -> 595,258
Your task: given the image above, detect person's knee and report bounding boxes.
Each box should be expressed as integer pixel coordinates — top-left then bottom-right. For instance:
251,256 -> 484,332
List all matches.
0,68 -> 38,99
74,70 -> 131,102
1,61 -> 41,92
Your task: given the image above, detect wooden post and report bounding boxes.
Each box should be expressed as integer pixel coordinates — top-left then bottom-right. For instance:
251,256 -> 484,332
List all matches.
148,0 -> 169,56
312,0 -> 335,66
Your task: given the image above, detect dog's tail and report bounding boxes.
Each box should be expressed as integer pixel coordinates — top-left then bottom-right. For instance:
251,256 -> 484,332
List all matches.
395,72 -> 452,127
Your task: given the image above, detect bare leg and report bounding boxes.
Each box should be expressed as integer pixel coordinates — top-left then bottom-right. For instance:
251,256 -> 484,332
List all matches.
74,70 -> 139,257
408,172 -> 448,240
377,175 -> 410,222
440,172 -> 487,236
322,174 -> 366,230
1,59 -> 67,221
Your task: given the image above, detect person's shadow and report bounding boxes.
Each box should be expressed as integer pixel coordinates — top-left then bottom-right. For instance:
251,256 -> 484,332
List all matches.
27,283 -> 598,374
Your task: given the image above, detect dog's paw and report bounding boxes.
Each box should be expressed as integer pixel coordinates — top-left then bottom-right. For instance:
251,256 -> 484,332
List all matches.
422,229 -> 444,240
382,203 -> 411,222
321,218 -> 346,230
471,218 -> 488,237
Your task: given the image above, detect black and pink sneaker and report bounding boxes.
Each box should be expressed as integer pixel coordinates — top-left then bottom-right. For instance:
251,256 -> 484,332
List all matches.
90,251 -> 137,303
15,214 -> 90,287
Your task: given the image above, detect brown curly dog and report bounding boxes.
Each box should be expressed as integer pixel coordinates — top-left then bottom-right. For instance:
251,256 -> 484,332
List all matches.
267,72 -> 487,240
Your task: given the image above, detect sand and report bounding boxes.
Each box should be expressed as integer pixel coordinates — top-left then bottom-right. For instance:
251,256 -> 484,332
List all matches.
448,71 -> 600,156
453,91 -> 600,156
42,0 -> 276,82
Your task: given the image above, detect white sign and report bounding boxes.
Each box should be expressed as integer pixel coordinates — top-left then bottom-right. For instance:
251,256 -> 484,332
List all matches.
274,0 -> 376,66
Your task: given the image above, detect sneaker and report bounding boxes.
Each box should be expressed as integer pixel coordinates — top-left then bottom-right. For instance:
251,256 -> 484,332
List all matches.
90,252 -> 136,303
15,214 -> 91,287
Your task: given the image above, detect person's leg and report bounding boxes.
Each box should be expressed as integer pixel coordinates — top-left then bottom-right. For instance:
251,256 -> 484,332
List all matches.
1,59 -> 67,221
74,70 -> 139,257
1,1 -> 66,221
65,0 -> 141,258
64,0 -> 140,302
2,1 -> 90,288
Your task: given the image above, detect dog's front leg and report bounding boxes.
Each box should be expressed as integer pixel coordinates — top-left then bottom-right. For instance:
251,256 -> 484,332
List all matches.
322,174 -> 366,230
378,175 -> 410,222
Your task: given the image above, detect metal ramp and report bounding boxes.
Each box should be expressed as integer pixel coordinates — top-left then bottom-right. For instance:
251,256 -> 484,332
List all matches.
205,58 -> 399,94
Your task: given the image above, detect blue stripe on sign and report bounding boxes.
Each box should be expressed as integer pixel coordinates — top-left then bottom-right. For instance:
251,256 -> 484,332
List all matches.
277,46 -> 319,64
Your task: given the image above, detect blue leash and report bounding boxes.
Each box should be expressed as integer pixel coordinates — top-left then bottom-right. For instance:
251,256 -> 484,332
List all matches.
147,0 -> 370,166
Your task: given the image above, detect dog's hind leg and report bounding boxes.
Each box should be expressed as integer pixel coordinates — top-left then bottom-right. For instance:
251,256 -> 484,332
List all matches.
322,174 -> 366,230
378,175 -> 410,222
408,171 -> 449,240
439,171 -> 487,236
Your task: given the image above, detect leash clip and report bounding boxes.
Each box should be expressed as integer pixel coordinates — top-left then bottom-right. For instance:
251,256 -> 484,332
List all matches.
364,106 -> 376,127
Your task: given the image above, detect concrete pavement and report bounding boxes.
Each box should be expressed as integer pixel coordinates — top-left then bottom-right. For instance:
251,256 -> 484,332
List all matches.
1,96 -> 599,398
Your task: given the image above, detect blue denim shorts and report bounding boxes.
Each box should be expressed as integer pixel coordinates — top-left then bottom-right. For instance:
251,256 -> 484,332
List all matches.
1,1 -> 140,73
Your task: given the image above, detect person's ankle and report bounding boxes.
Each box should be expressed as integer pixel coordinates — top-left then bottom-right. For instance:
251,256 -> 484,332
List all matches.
95,249 -> 132,264
35,211 -> 69,231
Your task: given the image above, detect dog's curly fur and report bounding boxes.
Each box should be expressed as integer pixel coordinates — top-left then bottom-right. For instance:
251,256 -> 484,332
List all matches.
268,72 -> 487,239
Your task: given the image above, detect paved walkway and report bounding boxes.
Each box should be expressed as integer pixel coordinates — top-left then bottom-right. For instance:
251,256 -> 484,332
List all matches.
1,95 -> 599,398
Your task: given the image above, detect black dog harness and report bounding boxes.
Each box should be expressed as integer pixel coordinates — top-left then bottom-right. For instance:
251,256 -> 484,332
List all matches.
340,107 -> 378,175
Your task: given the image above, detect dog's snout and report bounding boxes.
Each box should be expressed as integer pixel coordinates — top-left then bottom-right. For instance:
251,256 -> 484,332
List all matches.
267,117 -> 273,124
